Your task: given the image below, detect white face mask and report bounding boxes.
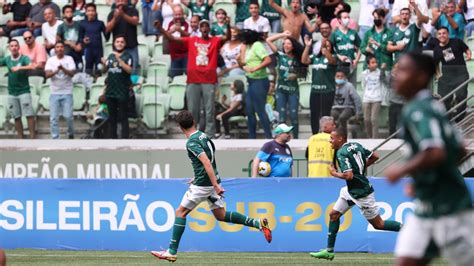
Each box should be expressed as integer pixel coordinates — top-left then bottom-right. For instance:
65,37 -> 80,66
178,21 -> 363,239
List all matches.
341,18 -> 350,27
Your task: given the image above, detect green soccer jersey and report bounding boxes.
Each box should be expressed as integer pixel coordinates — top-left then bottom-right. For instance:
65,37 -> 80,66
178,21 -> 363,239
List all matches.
186,130 -> 221,187
0,55 -> 31,96
390,23 -> 421,62
189,2 -> 211,20
276,52 -> 298,93
360,26 -> 393,70
260,0 -> 281,21
105,52 -> 132,101
400,90 -> 472,218
235,0 -> 251,23
210,22 -> 227,36
309,54 -> 336,93
336,142 -> 375,199
330,28 -> 361,61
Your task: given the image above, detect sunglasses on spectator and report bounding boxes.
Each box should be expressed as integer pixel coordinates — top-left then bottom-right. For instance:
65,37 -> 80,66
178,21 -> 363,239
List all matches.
24,36 -> 33,40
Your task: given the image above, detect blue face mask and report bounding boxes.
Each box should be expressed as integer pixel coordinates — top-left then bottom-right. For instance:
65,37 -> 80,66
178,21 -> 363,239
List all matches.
335,79 -> 346,85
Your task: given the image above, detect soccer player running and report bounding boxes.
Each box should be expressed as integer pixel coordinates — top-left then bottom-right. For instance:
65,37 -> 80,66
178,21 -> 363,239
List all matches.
385,52 -> 474,266
310,127 -> 402,261
151,110 -> 272,262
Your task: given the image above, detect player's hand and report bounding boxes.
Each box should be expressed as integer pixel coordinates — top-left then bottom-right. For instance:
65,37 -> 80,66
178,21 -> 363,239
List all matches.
397,42 -> 406,51
404,183 -> 415,198
58,64 -> 64,70
306,5 -> 317,15
282,30 -> 291,37
214,184 -> 225,196
384,164 -> 405,184
329,164 -> 338,177
243,66 -> 256,73
11,66 -> 21,72
83,36 -> 90,44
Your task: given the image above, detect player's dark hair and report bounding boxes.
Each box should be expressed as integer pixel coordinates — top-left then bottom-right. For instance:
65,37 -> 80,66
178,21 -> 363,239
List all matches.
85,3 -> 97,10
62,4 -> 74,14
176,110 -> 195,129
372,8 -> 386,18
405,51 -> 436,86
333,127 -> 348,139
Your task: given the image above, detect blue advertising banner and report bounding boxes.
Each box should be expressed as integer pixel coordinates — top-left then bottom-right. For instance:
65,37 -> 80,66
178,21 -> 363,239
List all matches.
0,178 -> 473,252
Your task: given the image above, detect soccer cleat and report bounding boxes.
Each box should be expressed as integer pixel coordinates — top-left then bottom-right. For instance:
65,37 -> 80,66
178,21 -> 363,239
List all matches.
309,249 -> 335,261
150,250 -> 177,262
259,218 -> 272,243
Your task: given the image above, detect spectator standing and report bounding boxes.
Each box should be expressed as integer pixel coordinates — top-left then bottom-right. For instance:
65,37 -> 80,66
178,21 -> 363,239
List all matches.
45,41 -> 77,139
243,2 -> 270,35
27,0 -> 61,36
158,19 -> 231,137
238,29 -> 273,139
42,7 -> 62,52
0,0 -> 31,37
387,6 -> 428,62
267,31 -> 307,139
80,3 -> 107,76
101,35 -> 133,139
302,23 -> 337,134
361,56 -> 390,138
260,0 -> 281,33
431,27 -> 471,122
142,0 -> 159,36
0,39 -> 36,139
306,116 -> 336,177
19,30 -> 47,76
165,4 -> 190,78
269,0 -> 318,41
189,15 -> 201,37
106,0 -> 139,73
391,0 -> 429,25
330,9 -> 361,85
215,79 -> 245,139
330,69 -> 362,132
460,0 -> 474,37
330,2 -> 358,32
233,0 -> 251,29
360,8 -> 393,71
181,0 -> 214,21
72,0 -> 86,21
210,8 -> 228,37
220,27 -> 244,77
358,0 -> 389,39
251,123 -> 294,177
57,5 -> 84,68
432,1 -> 465,40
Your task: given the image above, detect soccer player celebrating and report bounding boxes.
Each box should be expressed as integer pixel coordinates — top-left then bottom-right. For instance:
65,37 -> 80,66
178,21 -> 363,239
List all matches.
151,110 -> 272,262
310,127 -> 402,261
385,52 -> 474,266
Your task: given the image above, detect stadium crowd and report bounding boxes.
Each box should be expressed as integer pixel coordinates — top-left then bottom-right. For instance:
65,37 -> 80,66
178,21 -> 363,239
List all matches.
0,0 -> 472,139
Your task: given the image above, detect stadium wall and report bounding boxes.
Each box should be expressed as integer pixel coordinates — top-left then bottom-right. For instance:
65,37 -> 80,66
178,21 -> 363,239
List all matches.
1,178 -> 473,252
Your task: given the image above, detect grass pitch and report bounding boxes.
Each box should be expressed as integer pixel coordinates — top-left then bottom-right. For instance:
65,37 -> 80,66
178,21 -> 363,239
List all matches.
5,249 -> 448,265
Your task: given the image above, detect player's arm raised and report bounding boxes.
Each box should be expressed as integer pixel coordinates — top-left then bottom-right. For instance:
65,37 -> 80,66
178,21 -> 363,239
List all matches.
198,153 -> 225,195
329,164 -> 354,180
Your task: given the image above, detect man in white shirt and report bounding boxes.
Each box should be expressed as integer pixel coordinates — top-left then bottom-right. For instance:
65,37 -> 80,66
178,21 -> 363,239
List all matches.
243,2 -> 270,35
41,7 -> 62,52
45,41 -> 76,139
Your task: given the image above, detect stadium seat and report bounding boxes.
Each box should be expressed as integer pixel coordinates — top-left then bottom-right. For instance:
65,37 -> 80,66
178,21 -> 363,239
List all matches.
152,54 -> 171,66
167,83 -> 186,110
89,84 -> 104,111
29,76 -> 44,95
0,95 -> 7,129
145,76 -> 169,92
31,93 -> 39,113
217,82 -> 232,101
73,84 -> 87,111
137,43 -> 150,76
95,76 -> 107,86
147,62 -> 169,79
96,4 -> 111,22
141,83 -> 164,97
298,81 -> 311,109
39,84 -> 51,110
0,13 -> 12,28
142,95 -> 166,129
0,36 -> 9,57
172,74 -> 187,85
0,85 -> 7,95
153,42 -> 163,57
104,42 -> 113,57
222,76 -> 247,91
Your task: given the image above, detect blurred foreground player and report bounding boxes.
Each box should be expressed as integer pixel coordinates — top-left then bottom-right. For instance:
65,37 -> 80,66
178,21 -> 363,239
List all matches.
385,52 -> 474,266
151,110 -> 272,262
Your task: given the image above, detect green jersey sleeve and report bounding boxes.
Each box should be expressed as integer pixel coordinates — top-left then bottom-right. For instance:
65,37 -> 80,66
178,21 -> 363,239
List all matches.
405,107 -> 445,151
187,138 -> 205,158
21,55 -> 31,66
336,150 -> 352,173
0,57 -> 6,66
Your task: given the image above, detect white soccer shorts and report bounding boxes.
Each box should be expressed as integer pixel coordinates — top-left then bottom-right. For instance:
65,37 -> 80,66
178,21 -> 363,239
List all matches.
180,184 -> 225,210
395,210 -> 474,265
333,186 -> 380,220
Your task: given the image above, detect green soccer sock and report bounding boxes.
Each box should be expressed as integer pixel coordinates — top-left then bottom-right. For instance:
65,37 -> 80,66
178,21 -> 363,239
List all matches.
224,211 -> 260,229
327,219 -> 340,252
383,220 -> 402,232
168,217 -> 186,255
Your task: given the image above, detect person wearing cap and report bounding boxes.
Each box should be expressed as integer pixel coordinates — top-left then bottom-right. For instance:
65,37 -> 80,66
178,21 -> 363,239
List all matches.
251,123 -> 294,178
157,17 -> 231,138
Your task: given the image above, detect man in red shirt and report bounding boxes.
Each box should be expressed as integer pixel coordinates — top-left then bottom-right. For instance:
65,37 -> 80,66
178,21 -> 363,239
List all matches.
157,18 -> 230,137
167,5 -> 190,79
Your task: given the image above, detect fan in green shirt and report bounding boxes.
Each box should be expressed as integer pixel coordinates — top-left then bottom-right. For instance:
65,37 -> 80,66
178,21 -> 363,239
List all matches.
150,110 -> 273,263
360,8 -> 393,70
182,0 -> 214,20
210,8 -> 228,37
234,0 -> 251,25
385,52 -> 473,265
